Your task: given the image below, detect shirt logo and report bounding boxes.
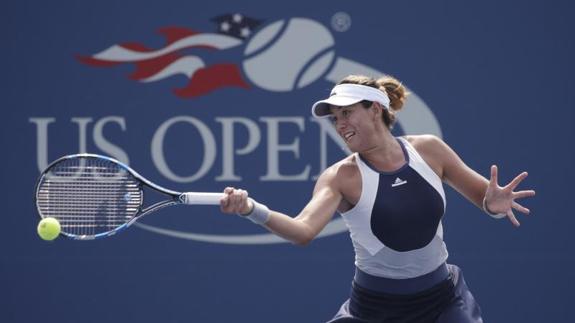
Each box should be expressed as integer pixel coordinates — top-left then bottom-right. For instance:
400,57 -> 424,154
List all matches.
391,177 -> 408,187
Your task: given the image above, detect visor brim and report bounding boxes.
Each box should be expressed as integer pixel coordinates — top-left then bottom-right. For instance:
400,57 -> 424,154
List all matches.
311,96 -> 364,118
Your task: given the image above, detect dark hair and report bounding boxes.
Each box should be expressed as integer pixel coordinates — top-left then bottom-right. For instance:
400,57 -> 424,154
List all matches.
337,75 -> 408,128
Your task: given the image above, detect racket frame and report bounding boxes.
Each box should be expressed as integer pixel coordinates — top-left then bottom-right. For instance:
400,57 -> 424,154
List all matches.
35,153 -> 220,240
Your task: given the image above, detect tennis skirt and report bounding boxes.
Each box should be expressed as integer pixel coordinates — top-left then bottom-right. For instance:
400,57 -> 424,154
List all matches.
327,264 -> 483,323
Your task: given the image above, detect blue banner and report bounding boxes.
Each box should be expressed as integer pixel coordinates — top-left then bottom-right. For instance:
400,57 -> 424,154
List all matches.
2,1 -> 572,322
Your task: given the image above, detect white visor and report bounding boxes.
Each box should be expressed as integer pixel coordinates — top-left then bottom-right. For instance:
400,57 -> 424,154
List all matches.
311,84 -> 390,118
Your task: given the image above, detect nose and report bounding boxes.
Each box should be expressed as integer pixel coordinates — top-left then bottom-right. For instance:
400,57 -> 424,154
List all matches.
335,118 -> 347,133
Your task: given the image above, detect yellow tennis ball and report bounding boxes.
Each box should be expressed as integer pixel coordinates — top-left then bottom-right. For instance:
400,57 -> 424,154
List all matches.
37,217 -> 61,241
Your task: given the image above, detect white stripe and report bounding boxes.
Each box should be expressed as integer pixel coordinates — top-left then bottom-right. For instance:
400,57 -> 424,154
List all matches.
140,56 -> 205,83
340,153 -> 385,256
93,34 -> 243,62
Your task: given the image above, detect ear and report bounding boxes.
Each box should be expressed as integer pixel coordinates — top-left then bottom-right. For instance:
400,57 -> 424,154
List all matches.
371,102 -> 382,119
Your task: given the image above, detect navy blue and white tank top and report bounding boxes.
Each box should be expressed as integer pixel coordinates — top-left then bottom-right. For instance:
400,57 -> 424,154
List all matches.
340,137 -> 448,279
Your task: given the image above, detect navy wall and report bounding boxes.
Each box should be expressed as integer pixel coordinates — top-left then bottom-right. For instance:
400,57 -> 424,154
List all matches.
2,1 -> 573,322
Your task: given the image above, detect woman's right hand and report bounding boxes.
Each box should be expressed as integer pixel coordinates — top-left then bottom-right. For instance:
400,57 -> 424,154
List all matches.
220,187 -> 254,215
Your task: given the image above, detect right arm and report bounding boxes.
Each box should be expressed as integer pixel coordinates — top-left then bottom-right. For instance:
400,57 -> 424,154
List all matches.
220,166 -> 342,245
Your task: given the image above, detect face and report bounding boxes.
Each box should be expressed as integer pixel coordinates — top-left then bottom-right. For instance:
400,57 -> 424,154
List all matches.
329,102 -> 380,152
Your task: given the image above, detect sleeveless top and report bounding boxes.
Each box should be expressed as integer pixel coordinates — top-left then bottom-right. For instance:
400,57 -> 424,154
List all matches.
340,137 -> 448,279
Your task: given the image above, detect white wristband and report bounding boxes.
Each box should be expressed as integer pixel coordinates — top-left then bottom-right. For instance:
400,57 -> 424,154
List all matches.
239,198 -> 271,225
482,198 -> 506,219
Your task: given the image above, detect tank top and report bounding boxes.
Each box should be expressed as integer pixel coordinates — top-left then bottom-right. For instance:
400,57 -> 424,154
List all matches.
340,137 -> 448,279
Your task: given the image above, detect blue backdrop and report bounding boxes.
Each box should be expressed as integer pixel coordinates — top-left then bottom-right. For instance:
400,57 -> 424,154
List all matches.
2,1 -> 573,322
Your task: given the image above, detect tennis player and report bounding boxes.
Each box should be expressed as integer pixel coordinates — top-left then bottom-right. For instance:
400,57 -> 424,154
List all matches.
220,75 -> 535,322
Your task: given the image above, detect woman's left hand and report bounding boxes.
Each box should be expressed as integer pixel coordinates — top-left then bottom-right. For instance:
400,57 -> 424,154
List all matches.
483,165 -> 536,227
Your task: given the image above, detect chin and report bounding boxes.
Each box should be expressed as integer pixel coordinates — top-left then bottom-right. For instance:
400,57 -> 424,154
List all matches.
345,142 -> 360,153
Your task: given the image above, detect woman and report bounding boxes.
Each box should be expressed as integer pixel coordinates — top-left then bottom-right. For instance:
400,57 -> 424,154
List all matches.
220,75 -> 535,322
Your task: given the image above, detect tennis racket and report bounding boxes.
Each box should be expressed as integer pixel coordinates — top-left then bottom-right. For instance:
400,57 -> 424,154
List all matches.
34,153 -> 224,240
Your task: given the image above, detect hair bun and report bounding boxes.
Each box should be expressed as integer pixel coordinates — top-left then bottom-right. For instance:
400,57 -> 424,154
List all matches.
377,76 -> 408,111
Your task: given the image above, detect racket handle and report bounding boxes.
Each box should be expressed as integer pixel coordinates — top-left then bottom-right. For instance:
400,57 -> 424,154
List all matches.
179,192 -> 223,205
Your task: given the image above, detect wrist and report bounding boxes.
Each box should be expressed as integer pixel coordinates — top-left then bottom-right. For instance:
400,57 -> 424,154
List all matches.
238,199 -> 255,216
482,197 -> 506,219
237,198 -> 271,225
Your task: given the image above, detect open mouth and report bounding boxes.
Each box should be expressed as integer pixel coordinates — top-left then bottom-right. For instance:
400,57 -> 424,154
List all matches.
343,131 -> 355,142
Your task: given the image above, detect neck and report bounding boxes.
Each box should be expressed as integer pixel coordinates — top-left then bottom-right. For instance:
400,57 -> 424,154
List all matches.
359,131 -> 405,171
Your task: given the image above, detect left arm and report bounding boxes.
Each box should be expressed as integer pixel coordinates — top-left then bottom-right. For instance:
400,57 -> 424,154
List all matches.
411,135 -> 536,226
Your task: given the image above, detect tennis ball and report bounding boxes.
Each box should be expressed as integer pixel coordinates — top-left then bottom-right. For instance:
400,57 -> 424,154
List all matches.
37,217 -> 61,241
243,18 -> 335,91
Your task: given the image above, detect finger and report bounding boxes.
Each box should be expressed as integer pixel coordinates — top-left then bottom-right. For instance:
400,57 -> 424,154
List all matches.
233,190 -> 247,213
489,165 -> 498,187
220,195 -> 230,212
229,189 -> 241,213
512,201 -> 530,215
507,210 -> 520,227
239,190 -> 249,213
220,187 -> 233,210
225,187 -> 237,198
513,190 -> 536,199
221,188 -> 231,202
506,172 -> 528,190
240,189 -> 248,203
220,194 -> 228,206
233,189 -> 248,213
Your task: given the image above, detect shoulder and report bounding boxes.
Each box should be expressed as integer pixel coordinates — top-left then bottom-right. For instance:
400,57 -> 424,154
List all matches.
315,155 -> 359,191
403,134 -> 453,158
315,155 -> 362,211
404,134 -> 445,150
403,135 -> 456,179
321,154 -> 359,181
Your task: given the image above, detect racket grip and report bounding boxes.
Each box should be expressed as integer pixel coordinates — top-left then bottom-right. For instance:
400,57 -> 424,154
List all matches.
179,192 -> 224,205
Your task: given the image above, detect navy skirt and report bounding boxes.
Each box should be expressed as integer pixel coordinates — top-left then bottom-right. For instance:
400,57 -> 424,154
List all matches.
328,264 -> 483,323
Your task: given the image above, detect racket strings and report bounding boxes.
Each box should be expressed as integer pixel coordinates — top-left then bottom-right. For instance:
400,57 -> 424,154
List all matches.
36,157 -> 143,236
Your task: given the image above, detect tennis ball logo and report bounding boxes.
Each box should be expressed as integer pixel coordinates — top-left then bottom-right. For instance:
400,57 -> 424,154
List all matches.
243,18 -> 336,92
